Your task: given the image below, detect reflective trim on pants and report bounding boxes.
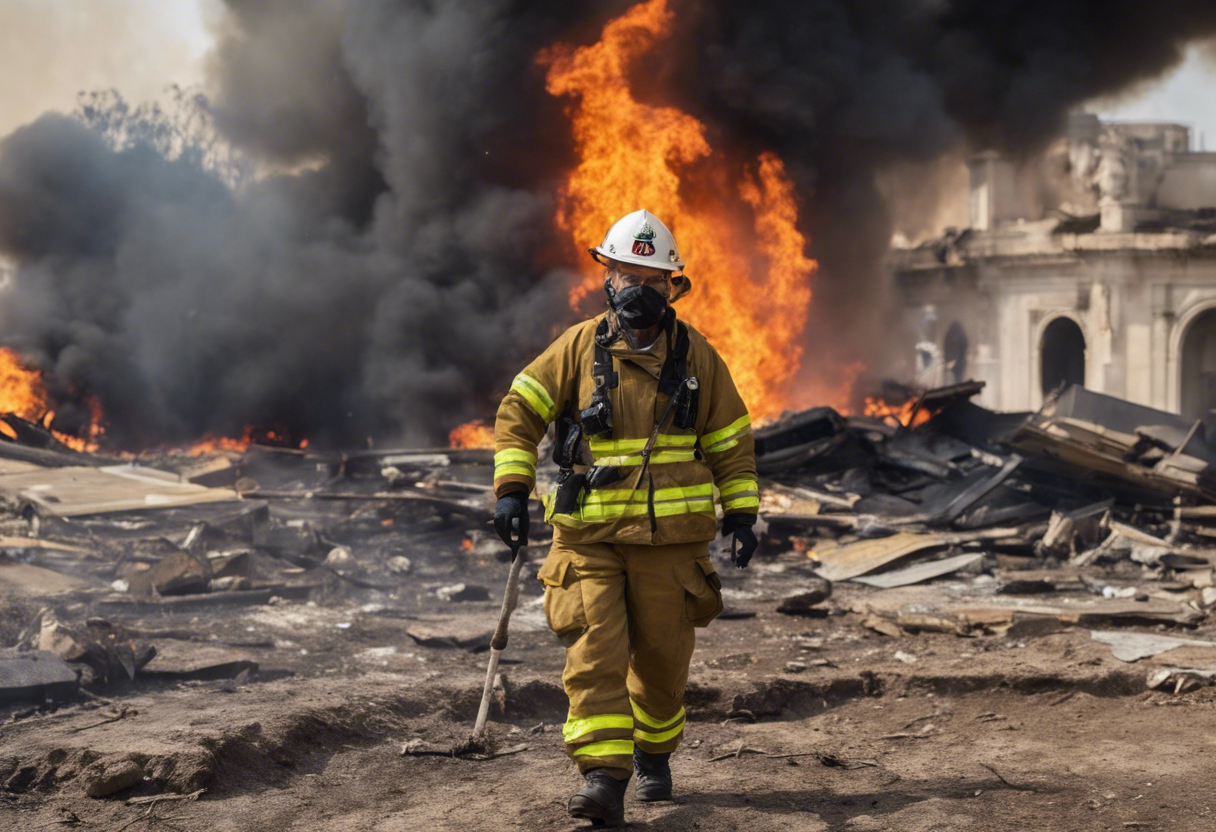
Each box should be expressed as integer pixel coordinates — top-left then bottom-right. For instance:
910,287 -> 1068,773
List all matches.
631,701 -> 686,748
572,739 -> 634,758
563,713 -> 634,744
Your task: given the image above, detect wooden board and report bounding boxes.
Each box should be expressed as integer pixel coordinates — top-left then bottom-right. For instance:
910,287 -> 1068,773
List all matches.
811,532 -> 953,581
0,464 -> 240,516
0,562 -> 91,595
851,553 -> 983,588
856,584 -> 1204,629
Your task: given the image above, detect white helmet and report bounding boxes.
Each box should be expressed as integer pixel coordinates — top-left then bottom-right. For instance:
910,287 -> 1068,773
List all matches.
590,209 -> 684,272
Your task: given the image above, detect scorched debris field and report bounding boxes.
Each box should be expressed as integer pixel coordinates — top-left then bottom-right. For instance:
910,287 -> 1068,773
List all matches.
0,384 -> 1215,830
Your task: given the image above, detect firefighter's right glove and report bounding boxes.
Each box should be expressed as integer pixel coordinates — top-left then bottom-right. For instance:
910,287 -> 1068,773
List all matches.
722,513 -> 758,569
493,491 -> 530,557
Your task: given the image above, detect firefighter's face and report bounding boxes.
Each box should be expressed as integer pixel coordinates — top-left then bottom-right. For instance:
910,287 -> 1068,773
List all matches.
607,263 -> 671,298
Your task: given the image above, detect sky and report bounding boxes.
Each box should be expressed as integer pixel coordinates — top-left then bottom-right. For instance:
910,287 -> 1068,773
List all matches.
1095,43 -> 1216,150
0,0 -> 215,139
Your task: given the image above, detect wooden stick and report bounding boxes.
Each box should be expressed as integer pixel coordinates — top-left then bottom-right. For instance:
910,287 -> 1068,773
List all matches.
126,789 -> 206,807
473,549 -> 527,737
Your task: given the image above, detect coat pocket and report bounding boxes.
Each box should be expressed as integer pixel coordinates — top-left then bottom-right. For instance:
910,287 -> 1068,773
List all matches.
675,556 -> 723,627
537,553 -> 588,647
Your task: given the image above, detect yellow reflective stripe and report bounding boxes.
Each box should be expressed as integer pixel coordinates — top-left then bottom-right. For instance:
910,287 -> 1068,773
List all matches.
706,438 -> 740,453
572,740 -> 634,758
590,438 -> 647,455
635,723 -> 685,744
724,495 -> 760,510
588,434 -> 697,455
720,478 -> 758,497
510,373 -> 556,422
583,484 -> 713,506
559,499 -> 715,524
495,448 -> 537,465
593,450 -> 696,466
701,415 -> 751,449
563,714 -> 634,743
494,448 -> 537,479
546,485 -> 716,527
631,701 -> 685,730
655,498 -> 715,517
721,477 -> 759,511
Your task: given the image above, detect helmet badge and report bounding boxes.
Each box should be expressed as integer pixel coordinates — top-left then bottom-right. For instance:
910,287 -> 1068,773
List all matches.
632,221 -> 657,257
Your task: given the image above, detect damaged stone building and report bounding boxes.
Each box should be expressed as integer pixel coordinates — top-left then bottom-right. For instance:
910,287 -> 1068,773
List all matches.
894,113 -> 1216,420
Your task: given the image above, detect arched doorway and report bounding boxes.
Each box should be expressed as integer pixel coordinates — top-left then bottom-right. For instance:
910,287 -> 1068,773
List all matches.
1041,317 -> 1086,396
943,322 -> 968,384
1180,308 -> 1216,420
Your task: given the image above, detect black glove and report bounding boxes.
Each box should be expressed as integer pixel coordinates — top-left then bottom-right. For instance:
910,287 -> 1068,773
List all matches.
721,513 -> 758,569
493,491 -> 530,558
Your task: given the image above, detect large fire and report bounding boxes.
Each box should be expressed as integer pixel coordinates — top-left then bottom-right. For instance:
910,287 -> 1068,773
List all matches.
449,419 -> 495,449
540,0 -> 816,421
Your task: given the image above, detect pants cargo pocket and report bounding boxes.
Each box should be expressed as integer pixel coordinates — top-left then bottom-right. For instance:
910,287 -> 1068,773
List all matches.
675,556 -> 723,627
538,553 -> 588,647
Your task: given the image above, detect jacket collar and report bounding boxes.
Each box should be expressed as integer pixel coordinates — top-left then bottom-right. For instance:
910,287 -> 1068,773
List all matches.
597,312 -> 670,380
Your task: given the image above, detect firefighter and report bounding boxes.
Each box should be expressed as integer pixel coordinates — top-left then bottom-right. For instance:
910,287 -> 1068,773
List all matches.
492,209 -> 758,826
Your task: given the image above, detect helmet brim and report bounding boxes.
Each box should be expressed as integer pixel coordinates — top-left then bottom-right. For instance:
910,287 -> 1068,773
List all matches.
591,246 -> 684,272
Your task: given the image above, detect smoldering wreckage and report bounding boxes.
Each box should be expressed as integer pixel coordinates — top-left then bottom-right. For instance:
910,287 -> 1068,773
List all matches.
4,378 -> 1216,801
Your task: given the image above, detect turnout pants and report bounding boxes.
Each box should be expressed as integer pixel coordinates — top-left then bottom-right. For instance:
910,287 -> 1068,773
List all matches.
537,538 -> 724,778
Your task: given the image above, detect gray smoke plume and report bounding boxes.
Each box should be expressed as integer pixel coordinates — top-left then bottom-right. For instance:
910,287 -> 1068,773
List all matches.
0,0 -> 1215,446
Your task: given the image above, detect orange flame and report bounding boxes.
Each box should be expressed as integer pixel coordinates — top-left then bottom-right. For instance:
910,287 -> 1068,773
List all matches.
183,428 -> 255,456
449,419 -> 495,449
0,348 -> 104,451
540,0 -> 817,420
0,348 -> 318,455
863,396 -> 931,428
0,347 -> 50,421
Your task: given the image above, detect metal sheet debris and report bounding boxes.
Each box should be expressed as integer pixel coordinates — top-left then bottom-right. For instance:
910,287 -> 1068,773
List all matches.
852,553 -> 984,588
1090,630 -> 1216,662
0,465 -> 240,516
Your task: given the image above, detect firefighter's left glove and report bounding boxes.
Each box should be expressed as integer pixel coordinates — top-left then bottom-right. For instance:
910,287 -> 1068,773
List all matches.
722,513 -> 758,569
493,490 -> 530,558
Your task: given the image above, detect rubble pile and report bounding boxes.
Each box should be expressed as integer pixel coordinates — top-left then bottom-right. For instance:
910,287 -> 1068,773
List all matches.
757,383 -> 1216,649
7,379 -> 1216,715
0,437 -> 500,707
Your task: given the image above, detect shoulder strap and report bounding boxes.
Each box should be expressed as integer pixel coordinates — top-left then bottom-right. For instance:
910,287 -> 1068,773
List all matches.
662,319 -> 699,430
657,317 -> 689,397
592,319 -> 619,391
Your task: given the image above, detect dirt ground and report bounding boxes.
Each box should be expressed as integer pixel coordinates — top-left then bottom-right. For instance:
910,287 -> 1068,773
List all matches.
4,551 -> 1216,831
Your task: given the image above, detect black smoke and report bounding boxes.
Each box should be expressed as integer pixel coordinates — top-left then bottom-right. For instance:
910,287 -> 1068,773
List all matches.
0,0 -> 1214,446
670,0 -> 1216,374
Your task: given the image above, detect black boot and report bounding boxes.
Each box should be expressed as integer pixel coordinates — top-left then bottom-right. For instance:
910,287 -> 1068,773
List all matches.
568,768 -> 629,827
633,748 -> 672,802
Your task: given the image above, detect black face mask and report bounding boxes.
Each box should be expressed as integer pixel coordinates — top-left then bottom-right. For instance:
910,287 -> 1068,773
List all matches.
605,281 -> 668,331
